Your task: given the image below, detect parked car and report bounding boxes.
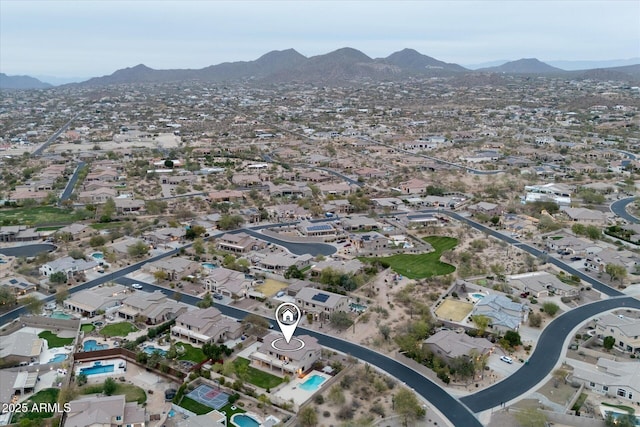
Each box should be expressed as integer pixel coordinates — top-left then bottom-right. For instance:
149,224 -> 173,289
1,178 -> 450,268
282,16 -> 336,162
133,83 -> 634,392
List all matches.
500,356 -> 513,364
131,283 -> 143,290
213,293 -> 224,300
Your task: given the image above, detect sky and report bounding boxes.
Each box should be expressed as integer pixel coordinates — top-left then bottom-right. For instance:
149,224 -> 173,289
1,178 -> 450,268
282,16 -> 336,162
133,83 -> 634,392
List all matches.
1,0 -> 639,78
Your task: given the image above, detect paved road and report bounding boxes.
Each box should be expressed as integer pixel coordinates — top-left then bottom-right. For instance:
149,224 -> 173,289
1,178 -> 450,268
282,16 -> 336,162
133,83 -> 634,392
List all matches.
32,113 -> 81,157
610,197 -> 640,224
0,243 -> 56,257
113,277 -> 482,427
59,161 -> 86,202
238,228 -> 337,256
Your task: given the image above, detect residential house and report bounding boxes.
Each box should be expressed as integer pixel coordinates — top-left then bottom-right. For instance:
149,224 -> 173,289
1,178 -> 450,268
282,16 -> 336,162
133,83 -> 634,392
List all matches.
143,257 -> 201,281
507,271 -> 580,298
256,253 -> 313,274
64,284 -> 129,317
0,330 -> 43,365
0,277 -> 37,296
208,190 -> 245,203
0,226 -> 42,242
172,410 -> 226,427
145,227 -> 186,246
297,222 -> 337,238
595,313 -> 640,354
559,207 -> 607,225
471,294 -> 529,332
204,267 -> 252,299
39,256 -> 98,279
250,332 -> 321,376
56,223 -> 92,239
467,202 -> 501,216
341,216 -> 379,231
423,330 -> 494,365
398,178 -> 427,195
78,188 -> 117,204
216,232 -> 266,253
296,287 -> 349,322
171,306 -> 242,345
64,395 -> 146,427
114,198 -> 145,214
117,290 -> 189,325
584,248 -> 638,275
350,231 -> 389,252
569,358 -> 640,405
308,259 -> 364,278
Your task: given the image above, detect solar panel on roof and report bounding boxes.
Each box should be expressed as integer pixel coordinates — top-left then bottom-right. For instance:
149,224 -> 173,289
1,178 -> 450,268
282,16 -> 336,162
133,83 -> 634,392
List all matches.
312,293 -> 330,303
307,224 -> 332,232
9,279 -> 18,284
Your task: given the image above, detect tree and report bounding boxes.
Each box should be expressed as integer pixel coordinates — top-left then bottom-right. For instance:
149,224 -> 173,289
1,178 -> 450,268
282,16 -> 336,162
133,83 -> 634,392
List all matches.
605,412 -> 635,427
49,271 -> 67,285
572,223 -> 586,236
68,249 -> 85,259
603,335 -> 615,350
24,296 -> 43,315
503,330 -> 522,348
55,288 -> 69,305
202,342 -> 225,362
103,377 -> 117,395
298,405 -> 318,427
164,159 -> 174,168
89,235 -> 106,248
394,388 -> 426,426
379,324 -> 391,341
328,385 -> 345,405
471,315 -> 490,335
192,238 -> 205,255
330,311 -> 353,329
185,225 -> 205,240
284,265 -> 305,280
552,368 -> 567,388
542,302 -> 559,317
76,372 -> 87,386
528,312 -> 542,327
490,215 -> 501,226
153,270 -> 168,282
585,225 -> 602,240
514,407 -> 547,427
101,198 -> 116,222
127,241 -> 149,258
605,263 -> 627,285
0,287 -> 17,307
218,214 -> 244,230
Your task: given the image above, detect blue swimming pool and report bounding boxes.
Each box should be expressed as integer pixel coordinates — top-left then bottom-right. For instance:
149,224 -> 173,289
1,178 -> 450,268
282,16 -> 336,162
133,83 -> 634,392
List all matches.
48,353 -> 68,363
471,293 -> 486,299
91,252 -> 104,260
143,345 -> 167,356
83,340 -> 108,351
50,311 -> 72,319
231,414 -> 260,427
300,374 -> 326,391
202,262 -> 217,269
80,363 -> 114,376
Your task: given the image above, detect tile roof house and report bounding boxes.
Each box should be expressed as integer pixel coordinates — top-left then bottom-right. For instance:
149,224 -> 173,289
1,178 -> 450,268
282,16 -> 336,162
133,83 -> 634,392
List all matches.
0,330 -> 43,365
296,287 -> 349,321
143,257 -> 201,281
569,358 -> 640,405
64,284 -> 129,318
39,256 -> 98,279
423,330 -> 494,364
171,306 -> 243,345
250,332 -> 322,376
595,313 -> 640,354
64,394 -> 146,427
472,294 -> 529,332
204,267 -> 252,299
507,271 -> 580,298
117,290 -> 189,325
216,232 -> 266,253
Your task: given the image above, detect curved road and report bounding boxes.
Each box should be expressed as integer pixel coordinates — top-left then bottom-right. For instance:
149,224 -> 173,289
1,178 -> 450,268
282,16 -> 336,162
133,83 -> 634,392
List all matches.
0,212 -> 635,425
610,197 -> 640,224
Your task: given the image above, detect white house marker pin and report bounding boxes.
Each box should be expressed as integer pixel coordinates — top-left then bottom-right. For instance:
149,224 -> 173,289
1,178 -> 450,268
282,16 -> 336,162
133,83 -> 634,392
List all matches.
275,302 -> 301,344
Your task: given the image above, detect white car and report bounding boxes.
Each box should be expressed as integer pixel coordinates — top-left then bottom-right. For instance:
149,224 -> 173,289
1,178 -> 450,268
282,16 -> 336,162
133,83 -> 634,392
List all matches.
500,356 -> 513,364
131,283 -> 143,290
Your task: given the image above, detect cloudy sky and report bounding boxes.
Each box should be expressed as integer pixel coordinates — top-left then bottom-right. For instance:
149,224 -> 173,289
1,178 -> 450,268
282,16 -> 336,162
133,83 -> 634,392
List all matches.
1,0 -> 639,78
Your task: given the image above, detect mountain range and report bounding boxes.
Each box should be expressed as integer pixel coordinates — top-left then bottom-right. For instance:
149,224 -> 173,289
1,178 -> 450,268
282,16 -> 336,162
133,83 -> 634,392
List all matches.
2,48 -> 639,89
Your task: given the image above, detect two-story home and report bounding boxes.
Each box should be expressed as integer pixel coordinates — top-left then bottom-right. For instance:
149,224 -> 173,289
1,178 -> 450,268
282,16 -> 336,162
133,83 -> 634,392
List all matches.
256,253 -> 313,274
250,332 -> 321,376
569,358 -> 640,405
295,287 -> 349,322
171,306 -> 243,345
117,290 -> 188,325
216,232 -> 266,253
143,257 -> 201,281
204,267 -> 252,299
595,313 -> 640,354
39,256 -> 98,279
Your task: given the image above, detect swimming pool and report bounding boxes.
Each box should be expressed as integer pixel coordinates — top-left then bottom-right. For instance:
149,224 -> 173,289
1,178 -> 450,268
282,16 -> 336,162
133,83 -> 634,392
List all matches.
80,363 -> 114,376
231,414 -> 260,427
48,354 -> 68,363
83,340 -> 108,351
202,262 -> 217,269
50,311 -> 72,319
300,374 -> 326,391
471,293 -> 485,299
91,252 -> 104,260
143,345 -> 167,356
349,303 -> 367,312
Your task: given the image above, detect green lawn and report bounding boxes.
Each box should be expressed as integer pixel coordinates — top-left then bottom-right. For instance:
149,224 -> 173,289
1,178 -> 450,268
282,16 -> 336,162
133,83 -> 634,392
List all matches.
0,206 -> 88,226
179,396 -> 213,415
233,357 -> 283,389
220,403 -> 245,422
90,221 -> 124,230
99,322 -> 138,337
10,388 -> 59,422
38,330 -> 74,348
81,383 -> 146,404
81,324 -> 95,333
176,342 -> 207,363
360,236 -> 458,279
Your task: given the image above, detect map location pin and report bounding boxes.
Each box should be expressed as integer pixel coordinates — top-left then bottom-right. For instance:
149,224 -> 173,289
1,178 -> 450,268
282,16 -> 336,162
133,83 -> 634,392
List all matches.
275,302 -> 301,344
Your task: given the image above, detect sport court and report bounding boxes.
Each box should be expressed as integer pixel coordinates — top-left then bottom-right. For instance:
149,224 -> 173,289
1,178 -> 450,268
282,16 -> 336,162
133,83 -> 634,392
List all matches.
434,299 -> 473,322
186,384 -> 229,410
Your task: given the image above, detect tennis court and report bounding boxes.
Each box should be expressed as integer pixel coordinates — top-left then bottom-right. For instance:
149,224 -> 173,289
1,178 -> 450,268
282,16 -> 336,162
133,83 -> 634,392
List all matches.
186,384 -> 229,410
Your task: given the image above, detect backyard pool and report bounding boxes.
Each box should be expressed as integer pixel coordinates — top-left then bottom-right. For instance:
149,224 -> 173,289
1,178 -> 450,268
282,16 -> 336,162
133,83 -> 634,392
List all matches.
48,354 -> 68,363
231,414 -> 260,427
202,262 -> 217,269
143,345 -> 167,356
50,311 -> 72,319
80,363 -> 114,376
349,303 -> 367,313
471,293 -> 486,299
91,252 -> 104,260
83,340 -> 108,351
300,374 -> 326,391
